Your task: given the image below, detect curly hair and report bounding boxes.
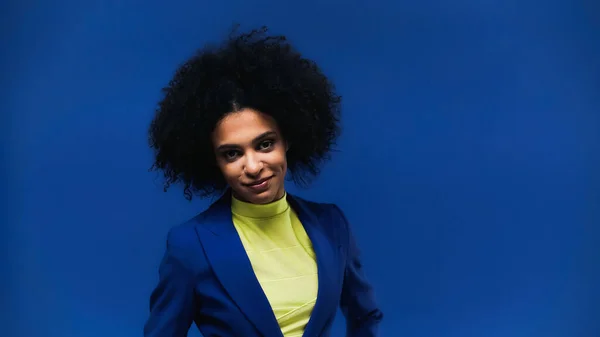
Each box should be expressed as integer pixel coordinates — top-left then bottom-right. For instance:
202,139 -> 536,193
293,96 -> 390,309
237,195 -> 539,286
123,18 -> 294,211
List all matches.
148,26 -> 342,200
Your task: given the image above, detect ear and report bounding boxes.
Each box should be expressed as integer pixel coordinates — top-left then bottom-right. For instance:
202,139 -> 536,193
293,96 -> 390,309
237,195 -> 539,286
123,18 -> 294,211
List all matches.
285,142 -> 291,152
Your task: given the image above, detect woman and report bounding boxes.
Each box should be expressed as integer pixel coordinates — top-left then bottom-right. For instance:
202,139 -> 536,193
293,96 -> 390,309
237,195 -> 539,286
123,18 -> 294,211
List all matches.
144,26 -> 382,337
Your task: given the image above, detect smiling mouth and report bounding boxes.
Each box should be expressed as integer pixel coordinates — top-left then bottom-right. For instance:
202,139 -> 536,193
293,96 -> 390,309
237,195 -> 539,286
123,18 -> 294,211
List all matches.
243,176 -> 273,187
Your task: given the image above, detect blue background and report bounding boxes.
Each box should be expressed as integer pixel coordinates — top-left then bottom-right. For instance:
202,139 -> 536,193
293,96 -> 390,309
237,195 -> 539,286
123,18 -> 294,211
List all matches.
3,0 -> 599,336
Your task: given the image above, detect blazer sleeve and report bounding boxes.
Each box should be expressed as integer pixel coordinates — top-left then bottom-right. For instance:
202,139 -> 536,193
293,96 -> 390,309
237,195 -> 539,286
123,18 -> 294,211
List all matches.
144,227 -> 196,337
334,205 -> 384,337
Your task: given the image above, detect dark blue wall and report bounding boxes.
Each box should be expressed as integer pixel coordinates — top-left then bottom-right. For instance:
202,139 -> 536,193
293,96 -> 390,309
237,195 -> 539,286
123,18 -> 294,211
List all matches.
3,0 -> 598,336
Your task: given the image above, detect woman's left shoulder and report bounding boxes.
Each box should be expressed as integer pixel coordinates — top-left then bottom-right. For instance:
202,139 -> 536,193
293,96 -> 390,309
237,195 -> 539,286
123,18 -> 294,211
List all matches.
289,193 -> 333,211
289,194 -> 349,227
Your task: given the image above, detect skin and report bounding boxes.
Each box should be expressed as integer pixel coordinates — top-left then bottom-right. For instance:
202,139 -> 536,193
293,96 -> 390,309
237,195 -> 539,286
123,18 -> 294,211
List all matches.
211,108 -> 288,204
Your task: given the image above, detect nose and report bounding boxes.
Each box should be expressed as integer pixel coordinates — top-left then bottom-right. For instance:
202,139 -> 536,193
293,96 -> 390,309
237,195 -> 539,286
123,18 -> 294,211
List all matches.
243,153 -> 263,177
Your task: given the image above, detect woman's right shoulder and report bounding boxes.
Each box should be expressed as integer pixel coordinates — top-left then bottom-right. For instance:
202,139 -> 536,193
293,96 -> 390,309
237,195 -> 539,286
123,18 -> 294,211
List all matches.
164,211 -> 208,247
159,212 -> 212,274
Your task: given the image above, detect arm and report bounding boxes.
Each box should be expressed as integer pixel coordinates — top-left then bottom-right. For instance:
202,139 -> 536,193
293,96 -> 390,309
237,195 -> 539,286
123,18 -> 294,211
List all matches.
144,228 -> 196,337
334,205 -> 384,337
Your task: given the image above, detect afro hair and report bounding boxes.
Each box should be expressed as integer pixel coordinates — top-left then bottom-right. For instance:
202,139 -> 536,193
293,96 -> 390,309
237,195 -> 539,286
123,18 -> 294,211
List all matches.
148,26 -> 342,200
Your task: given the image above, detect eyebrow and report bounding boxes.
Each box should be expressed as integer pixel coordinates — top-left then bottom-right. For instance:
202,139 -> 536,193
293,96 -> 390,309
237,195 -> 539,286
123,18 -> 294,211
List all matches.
216,131 -> 277,151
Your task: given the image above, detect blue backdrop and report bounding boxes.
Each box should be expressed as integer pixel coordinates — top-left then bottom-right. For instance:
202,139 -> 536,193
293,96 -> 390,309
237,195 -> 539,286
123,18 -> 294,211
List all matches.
3,1 -> 599,336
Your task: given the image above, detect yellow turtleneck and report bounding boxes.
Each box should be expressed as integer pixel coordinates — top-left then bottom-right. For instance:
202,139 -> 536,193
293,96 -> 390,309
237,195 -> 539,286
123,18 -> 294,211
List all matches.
231,193 -> 318,337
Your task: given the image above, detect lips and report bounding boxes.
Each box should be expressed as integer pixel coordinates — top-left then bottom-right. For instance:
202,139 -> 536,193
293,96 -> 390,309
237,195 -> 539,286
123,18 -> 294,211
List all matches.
244,176 -> 272,186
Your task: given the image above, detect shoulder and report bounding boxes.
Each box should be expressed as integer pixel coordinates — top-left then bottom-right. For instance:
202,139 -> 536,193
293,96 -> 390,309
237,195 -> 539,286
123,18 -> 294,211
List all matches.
159,211 -> 211,273
165,214 -> 202,243
290,193 -> 335,213
161,208 -> 213,260
294,193 -> 348,213
289,194 -> 350,229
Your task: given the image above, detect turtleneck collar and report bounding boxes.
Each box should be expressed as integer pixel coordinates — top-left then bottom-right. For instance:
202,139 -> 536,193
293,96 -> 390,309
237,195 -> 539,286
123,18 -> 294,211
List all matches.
231,193 -> 289,218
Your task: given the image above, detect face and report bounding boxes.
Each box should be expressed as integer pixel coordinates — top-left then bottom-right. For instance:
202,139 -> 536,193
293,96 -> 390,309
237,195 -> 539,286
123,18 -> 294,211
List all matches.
212,108 -> 288,204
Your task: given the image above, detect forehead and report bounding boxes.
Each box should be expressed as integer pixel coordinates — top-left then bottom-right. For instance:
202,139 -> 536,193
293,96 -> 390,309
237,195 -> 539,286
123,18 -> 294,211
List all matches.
212,109 -> 279,145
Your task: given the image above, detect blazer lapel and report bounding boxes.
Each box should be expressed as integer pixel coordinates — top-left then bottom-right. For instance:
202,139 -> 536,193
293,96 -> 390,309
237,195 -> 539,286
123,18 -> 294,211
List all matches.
195,191 -> 283,337
287,195 -> 339,337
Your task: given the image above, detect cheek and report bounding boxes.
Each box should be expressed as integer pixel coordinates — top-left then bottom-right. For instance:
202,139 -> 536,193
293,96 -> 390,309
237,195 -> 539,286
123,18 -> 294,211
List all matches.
217,162 -> 242,182
280,156 -> 287,170
271,150 -> 287,172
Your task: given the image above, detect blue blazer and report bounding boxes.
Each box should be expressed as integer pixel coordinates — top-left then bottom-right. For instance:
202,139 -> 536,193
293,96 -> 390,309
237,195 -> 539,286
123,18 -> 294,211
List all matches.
144,191 -> 383,337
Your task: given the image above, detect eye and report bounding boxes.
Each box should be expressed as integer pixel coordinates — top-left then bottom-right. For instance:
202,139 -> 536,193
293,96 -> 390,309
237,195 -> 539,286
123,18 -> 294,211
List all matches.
223,150 -> 241,160
258,139 -> 274,150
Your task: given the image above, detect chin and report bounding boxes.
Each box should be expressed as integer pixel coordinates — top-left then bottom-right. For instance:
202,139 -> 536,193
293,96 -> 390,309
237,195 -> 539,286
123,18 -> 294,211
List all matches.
250,191 -> 277,204
236,187 -> 280,205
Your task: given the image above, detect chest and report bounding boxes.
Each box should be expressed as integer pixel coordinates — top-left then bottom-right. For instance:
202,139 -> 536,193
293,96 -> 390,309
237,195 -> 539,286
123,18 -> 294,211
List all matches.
192,203 -> 347,336
233,211 -> 320,335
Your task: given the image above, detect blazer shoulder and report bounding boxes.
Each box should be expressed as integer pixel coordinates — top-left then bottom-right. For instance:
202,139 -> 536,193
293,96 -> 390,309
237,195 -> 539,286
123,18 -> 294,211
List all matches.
290,194 -> 338,214
158,212 -> 212,276
164,210 -> 208,247
290,194 -> 348,227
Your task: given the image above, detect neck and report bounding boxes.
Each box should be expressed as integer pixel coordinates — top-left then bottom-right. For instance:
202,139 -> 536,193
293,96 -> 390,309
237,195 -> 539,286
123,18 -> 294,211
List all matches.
231,191 -> 289,218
